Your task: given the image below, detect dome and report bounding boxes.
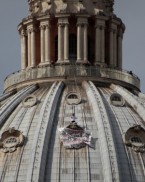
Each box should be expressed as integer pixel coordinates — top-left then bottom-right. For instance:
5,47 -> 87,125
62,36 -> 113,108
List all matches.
0,1 -> 145,182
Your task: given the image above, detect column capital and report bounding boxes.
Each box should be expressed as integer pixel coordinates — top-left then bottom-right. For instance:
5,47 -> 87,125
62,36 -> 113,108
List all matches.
20,29 -> 27,37
40,20 -> 50,27
45,24 -> 51,29
58,17 -> 69,25
40,25 -> 46,30
27,25 -> 36,33
108,28 -> 116,34
77,17 -> 88,26
117,28 -> 123,38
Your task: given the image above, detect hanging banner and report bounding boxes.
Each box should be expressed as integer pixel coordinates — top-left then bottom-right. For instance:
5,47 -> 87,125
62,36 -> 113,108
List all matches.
58,124 -> 92,149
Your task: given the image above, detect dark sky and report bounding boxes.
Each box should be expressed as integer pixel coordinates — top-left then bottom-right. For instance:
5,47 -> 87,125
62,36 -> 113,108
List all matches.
0,1 -> 145,94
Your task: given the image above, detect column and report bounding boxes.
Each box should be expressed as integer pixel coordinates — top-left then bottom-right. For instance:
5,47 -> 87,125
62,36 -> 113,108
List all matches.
77,23 -> 82,62
117,29 -> 123,69
20,29 -> 27,70
100,26 -> 105,63
27,29 -> 31,68
113,29 -> 117,67
45,24 -> 51,64
58,23 -> 63,62
95,25 -> 101,64
64,23 -> 69,62
40,25 -> 45,64
83,23 -> 88,62
109,28 -> 114,67
31,27 -> 36,67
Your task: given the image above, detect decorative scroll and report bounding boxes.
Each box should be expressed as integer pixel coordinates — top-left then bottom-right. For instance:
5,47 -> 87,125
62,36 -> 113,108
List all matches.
58,124 -> 92,149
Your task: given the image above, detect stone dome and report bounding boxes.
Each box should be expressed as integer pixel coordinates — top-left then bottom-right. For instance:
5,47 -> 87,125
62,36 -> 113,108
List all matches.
0,0 -> 145,182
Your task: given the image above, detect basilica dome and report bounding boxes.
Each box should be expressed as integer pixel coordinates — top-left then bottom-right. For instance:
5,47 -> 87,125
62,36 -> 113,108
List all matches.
0,0 -> 145,182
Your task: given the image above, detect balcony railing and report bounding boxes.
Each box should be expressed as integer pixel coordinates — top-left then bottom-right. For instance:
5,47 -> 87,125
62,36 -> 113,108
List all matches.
4,65 -> 140,91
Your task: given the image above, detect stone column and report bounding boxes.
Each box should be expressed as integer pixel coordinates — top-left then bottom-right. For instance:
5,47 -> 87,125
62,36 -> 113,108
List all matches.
117,28 -> 123,69
20,29 -> 27,70
40,25 -> 45,64
113,29 -> 117,67
77,17 -> 88,63
109,28 -> 114,67
45,24 -> 51,64
58,23 -> 63,63
83,23 -> 88,62
95,25 -> 101,64
27,28 -> 31,68
31,27 -> 36,67
40,20 -> 51,66
64,22 -> 69,62
77,24 -> 82,62
100,25 -> 105,63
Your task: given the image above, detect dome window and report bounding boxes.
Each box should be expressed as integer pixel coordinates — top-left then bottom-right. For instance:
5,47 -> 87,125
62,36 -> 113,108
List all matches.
4,137 -> 18,148
22,94 -> 37,108
66,93 -> 81,105
124,125 -> 145,153
110,93 -> 125,106
0,128 -> 24,153
130,137 -> 142,144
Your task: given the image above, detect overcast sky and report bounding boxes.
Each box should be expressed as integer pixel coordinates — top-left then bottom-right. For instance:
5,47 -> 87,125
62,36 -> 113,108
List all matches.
0,0 -> 145,94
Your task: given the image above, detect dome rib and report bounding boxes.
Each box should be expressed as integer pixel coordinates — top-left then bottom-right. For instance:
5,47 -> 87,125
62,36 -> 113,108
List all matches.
110,84 -> 145,123
82,81 -> 120,181
26,81 -> 64,182
0,85 -> 37,128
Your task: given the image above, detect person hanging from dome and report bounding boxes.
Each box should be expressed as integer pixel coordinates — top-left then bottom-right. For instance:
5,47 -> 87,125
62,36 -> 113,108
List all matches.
71,113 -> 77,124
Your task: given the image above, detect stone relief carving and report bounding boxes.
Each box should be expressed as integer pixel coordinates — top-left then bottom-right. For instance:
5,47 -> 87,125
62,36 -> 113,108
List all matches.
77,0 -> 86,13
0,128 -> 24,153
27,0 -> 114,15
28,0 -> 52,15
124,125 -> 145,153
56,1 -> 68,13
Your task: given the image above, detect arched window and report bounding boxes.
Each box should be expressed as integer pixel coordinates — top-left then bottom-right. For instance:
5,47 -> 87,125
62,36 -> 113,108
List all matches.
69,34 -> 77,62
110,93 -> 125,106
131,137 -> 142,143
112,96 -> 121,101
66,93 -> 81,105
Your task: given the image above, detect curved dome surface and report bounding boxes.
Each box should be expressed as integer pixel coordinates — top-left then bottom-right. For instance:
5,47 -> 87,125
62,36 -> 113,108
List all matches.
0,0 -> 145,182
0,81 -> 145,181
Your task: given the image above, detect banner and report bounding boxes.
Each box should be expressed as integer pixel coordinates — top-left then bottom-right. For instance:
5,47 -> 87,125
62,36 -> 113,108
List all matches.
58,124 -> 92,149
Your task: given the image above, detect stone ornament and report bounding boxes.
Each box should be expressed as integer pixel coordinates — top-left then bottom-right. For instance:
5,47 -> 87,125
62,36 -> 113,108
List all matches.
28,0 -> 114,16
110,93 -> 125,106
0,128 -> 24,153
28,0 -> 52,15
22,94 -> 37,108
124,125 -> 145,153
